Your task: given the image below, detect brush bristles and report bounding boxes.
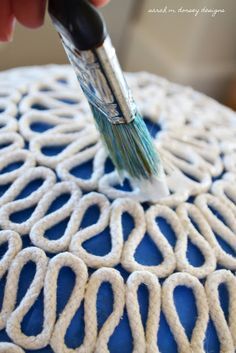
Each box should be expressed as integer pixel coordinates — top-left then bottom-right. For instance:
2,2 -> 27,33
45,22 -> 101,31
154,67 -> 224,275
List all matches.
90,105 -> 160,180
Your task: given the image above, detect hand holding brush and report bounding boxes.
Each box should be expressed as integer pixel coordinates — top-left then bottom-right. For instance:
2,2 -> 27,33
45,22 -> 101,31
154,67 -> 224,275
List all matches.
48,0 -> 169,202
0,0 -> 108,42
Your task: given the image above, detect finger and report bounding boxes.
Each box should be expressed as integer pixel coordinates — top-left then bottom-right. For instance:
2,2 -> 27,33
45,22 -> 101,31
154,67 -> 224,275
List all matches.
90,0 -> 110,8
0,0 -> 15,41
11,0 -> 46,28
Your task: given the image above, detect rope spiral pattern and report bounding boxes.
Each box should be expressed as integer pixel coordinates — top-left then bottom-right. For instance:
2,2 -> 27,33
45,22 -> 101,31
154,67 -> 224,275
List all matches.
0,65 -> 235,352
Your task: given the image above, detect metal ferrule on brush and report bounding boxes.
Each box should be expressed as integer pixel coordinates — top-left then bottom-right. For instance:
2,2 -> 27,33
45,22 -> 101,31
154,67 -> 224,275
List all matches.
61,35 -> 136,124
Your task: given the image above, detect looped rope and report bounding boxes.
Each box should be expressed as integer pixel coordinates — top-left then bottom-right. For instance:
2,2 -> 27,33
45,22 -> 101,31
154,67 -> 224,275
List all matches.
161,128 -> 223,177
159,146 -> 211,196
126,271 -> 161,353
0,149 -> 36,185
0,66 -> 235,352
87,268 -> 125,353
5,251 -> 87,350
51,267 -> 125,353
120,200 -> 175,277
162,272 -> 209,353
0,342 -> 25,353
48,252 -> 88,352
0,167 -> 56,234
224,152 -> 236,173
0,132 -> 24,155
0,166 -> 56,207
57,142 -> 103,191
19,91 -> 85,114
0,230 -> 22,278
195,193 -> 236,270
0,247 -> 235,352
0,85 -> 21,103
0,115 -> 18,133
19,110 -> 83,141
195,193 -> 236,234
176,202 -> 217,278
119,198 -> 147,271
157,155 -> 190,207
30,181 -> 81,252
0,99 -> 17,117
144,204 -> 176,276
205,270 -> 236,353
70,192 -> 123,268
212,179 -> 236,216
30,127 -> 99,169
98,171 -> 140,201
1,247 -> 48,331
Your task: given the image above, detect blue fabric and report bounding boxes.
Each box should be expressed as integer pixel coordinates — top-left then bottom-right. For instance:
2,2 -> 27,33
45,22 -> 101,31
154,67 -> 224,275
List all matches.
0,119 -> 232,353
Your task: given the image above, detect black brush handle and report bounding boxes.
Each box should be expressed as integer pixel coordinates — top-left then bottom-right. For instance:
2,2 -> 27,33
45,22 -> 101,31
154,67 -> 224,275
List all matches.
48,0 -> 107,50
49,0 -> 136,125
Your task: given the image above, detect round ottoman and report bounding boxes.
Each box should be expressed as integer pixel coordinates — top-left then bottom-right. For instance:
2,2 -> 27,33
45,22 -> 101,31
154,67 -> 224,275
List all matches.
0,65 -> 235,353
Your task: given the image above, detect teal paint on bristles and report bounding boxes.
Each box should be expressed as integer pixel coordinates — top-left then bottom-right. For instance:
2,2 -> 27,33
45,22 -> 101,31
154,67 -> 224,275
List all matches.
90,104 -> 160,180
49,0 -> 169,201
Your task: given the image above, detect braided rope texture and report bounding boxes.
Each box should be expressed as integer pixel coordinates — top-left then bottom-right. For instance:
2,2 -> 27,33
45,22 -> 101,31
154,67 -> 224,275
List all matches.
0,65 -> 235,353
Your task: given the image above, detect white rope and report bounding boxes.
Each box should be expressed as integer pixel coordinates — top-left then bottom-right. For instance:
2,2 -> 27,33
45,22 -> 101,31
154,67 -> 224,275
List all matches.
44,252 -> 88,352
0,167 -> 56,234
0,165 -> 56,207
98,171 -> 147,202
0,85 -> 21,104
156,154 -> 190,207
205,270 -> 236,353
0,149 -> 36,185
0,343 -> 25,353
19,91 -> 83,114
0,99 -> 17,117
158,146 -> 211,197
48,252 -> 88,353
224,152 -> 236,173
162,272 -> 209,353
30,127 -> 99,169
0,230 -> 22,278
212,179 -> 236,217
0,247 -> 234,352
0,132 -> 24,155
195,193 -> 236,270
176,202 -> 217,278
51,267 -> 125,353
0,115 -> 18,133
19,110 -> 79,141
1,247 -> 48,331
70,192 -> 123,268
30,181 -> 81,252
126,271 -> 161,353
121,200 -> 176,277
160,128 -> 223,177
195,193 -> 236,234
57,142 -> 103,191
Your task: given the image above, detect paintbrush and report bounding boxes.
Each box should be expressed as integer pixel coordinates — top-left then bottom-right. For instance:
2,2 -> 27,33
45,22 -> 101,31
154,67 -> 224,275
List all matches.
48,0 -> 169,201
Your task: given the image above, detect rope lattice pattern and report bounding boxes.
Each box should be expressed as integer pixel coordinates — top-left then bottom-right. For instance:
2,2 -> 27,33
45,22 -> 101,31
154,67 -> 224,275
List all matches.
0,65 -> 235,352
